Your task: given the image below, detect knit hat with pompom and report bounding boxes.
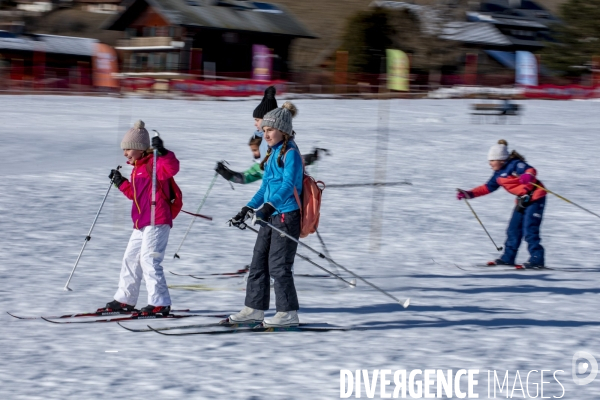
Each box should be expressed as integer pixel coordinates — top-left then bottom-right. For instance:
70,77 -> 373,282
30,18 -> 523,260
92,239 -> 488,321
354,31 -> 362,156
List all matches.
253,86 -> 278,118
488,139 -> 510,161
260,101 -> 297,135
121,120 -> 150,151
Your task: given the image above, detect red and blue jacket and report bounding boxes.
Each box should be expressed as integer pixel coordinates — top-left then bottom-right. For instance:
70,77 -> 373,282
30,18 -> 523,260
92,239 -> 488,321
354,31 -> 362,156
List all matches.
470,158 -> 546,201
118,151 -> 180,229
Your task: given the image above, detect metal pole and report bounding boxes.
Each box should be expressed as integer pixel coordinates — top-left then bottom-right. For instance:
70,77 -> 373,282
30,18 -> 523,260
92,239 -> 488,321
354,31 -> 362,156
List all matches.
461,194 -> 503,251
244,225 -> 356,287
64,165 -> 122,291
173,172 -> 219,259
244,220 -> 410,307
532,183 -> 600,220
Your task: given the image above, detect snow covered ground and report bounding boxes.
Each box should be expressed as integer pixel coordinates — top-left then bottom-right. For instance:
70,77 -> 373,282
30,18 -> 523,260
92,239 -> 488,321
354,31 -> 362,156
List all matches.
2,95 -> 600,399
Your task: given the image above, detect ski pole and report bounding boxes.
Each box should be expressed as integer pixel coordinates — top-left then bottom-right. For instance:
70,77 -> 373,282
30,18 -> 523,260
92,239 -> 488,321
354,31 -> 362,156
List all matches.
532,183 -> 600,220
64,165 -> 122,291
241,219 -> 410,307
315,229 -> 348,287
151,131 -> 159,227
458,189 -> 503,251
173,172 -> 218,259
242,224 -> 356,287
327,181 -> 412,188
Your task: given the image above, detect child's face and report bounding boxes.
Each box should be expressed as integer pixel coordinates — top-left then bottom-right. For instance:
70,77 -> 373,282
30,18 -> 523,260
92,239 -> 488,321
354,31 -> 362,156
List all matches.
263,126 -> 283,147
489,160 -> 504,171
249,144 -> 261,159
254,118 -> 262,131
123,149 -> 145,163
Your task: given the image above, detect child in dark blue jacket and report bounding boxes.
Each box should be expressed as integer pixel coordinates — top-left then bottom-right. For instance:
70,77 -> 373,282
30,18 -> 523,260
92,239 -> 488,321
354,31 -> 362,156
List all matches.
457,140 -> 546,268
228,102 -> 304,327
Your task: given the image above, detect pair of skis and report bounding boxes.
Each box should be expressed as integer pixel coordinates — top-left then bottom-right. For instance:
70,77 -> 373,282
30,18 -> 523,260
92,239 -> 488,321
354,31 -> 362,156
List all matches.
7,309 -> 228,324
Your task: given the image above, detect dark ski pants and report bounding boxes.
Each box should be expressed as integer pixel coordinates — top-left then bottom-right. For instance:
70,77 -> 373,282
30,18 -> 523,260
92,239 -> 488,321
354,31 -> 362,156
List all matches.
501,196 -> 545,266
245,210 -> 300,312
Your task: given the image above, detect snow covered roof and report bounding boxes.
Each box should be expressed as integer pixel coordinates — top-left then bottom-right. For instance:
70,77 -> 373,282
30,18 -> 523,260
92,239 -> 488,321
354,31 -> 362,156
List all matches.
0,34 -> 97,56
105,0 -> 315,38
440,22 -> 512,47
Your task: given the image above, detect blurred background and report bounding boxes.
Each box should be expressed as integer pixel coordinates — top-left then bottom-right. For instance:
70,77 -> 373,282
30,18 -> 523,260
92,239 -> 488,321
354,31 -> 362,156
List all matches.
0,0 -> 597,98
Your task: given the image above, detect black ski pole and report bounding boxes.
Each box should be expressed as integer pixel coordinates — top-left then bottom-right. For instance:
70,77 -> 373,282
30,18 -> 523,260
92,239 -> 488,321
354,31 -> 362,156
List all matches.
327,181 -> 412,189
241,224 -> 356,287
240,219 -> 410,308
315,229 -> 348,288
64,165 -> 122,291
458,189 -> 503,252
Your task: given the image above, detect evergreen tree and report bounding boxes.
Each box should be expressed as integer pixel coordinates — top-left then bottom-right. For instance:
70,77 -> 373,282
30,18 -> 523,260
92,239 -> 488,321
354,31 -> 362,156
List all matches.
542,0 -> 600,76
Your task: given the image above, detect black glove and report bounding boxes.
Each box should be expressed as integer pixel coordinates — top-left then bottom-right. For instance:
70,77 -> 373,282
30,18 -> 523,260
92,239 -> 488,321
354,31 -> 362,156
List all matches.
109,169 -> 126,188
252,203 -> 275,226
152,136 -> 167,155
302,148 -> 330,166
229,206 -> 252,228
215,161 -> 235,181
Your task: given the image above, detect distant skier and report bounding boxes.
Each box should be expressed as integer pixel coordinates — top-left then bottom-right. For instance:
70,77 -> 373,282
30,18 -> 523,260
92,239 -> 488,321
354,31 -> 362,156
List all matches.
228,102 -> 303,327
457,139 -> 546,268
215,85 -> 326,184
103,120 -> 179,316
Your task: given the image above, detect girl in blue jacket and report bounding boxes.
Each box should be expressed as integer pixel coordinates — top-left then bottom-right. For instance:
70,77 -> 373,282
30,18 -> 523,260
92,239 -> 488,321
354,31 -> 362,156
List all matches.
228,102 -> 304,327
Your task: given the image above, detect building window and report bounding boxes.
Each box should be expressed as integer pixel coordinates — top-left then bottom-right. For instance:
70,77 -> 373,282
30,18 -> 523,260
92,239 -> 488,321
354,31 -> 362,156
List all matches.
167,53 -> 179,71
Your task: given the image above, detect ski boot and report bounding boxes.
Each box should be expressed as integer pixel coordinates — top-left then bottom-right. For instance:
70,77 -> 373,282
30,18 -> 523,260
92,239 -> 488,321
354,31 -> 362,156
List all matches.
263,311 -> 299,327
229,306 -> 264,324
137,305 -> 171,316
99,300 -> 136,313
521,262 -> 545,269
486,259 -> 513,266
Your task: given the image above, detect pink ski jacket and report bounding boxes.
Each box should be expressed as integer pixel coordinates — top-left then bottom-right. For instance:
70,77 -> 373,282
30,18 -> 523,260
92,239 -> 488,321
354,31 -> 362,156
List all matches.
119,151 -> 180,229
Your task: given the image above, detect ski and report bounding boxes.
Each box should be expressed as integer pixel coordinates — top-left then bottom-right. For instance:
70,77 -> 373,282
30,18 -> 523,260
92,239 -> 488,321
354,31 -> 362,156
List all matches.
169,268 -> 249,279
453,264 -> 553,272
7,309 -> 191,320
120,319 -> 328,333
147,324 -> 361,336
40,313 -> 228,324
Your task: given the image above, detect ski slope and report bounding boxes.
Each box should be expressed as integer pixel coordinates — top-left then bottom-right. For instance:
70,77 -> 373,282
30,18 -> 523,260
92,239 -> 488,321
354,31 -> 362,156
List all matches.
2,95 -> 600,399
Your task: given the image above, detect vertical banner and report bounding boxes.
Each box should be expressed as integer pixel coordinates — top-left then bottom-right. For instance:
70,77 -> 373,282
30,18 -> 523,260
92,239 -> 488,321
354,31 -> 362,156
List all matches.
252,44 -> 272,81
386,49 -> 409,91
593,55 -> 600,87
93,43 -> 119,88
190,48 -> 202,75
516,51 -> 538,86
33,43 -> 45,89
464,53 -> 478,86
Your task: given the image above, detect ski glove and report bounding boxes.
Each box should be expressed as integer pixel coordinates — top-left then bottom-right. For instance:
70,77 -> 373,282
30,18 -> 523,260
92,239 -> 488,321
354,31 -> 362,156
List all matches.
302,148 -> 330,166
109,169 -> 126,188
519,173 -> 534,185
151,136 -> 167,155
229,206 -> 252,228
252,203 -> 275,227
215,161 -> 235,181
456,189 -> 473,200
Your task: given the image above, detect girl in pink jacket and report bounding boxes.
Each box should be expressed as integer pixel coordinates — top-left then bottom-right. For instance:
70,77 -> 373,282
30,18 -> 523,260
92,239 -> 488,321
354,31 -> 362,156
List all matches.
103,120 -> 179,316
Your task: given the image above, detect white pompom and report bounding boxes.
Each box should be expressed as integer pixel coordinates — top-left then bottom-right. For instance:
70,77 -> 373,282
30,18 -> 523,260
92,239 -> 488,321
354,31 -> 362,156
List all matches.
134,120 -> 145,129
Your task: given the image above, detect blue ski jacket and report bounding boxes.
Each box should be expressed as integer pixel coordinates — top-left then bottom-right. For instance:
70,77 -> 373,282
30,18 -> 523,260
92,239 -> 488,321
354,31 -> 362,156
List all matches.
247,140 -> 303,215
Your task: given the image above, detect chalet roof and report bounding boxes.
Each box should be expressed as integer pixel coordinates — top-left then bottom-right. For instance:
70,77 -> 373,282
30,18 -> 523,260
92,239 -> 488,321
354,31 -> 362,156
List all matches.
440,21 -> 512,47
0,33 -> 97,56
104,0 -> 315,38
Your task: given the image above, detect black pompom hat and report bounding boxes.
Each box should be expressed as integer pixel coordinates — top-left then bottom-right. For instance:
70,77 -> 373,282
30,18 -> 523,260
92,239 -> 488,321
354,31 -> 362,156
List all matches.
253,86 -> 278,118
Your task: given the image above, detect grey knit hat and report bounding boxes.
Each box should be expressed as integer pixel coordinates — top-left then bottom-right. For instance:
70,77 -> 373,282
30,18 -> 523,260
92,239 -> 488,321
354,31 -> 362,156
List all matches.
260,101 -> 297,135
121,120 -> 150,150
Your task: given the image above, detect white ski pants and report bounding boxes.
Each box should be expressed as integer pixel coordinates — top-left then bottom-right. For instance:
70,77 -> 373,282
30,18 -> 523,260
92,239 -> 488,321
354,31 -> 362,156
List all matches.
114,224 -> 171,307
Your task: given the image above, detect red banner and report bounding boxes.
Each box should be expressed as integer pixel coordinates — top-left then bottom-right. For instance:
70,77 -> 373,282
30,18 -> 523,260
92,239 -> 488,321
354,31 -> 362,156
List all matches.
121,77 -> 156,91
169,79 -> 286,97
523,84 -> 600,100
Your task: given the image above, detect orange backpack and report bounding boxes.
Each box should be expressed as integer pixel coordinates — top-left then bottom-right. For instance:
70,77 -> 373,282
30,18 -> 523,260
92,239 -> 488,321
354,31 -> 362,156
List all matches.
287,148 -> 325,238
